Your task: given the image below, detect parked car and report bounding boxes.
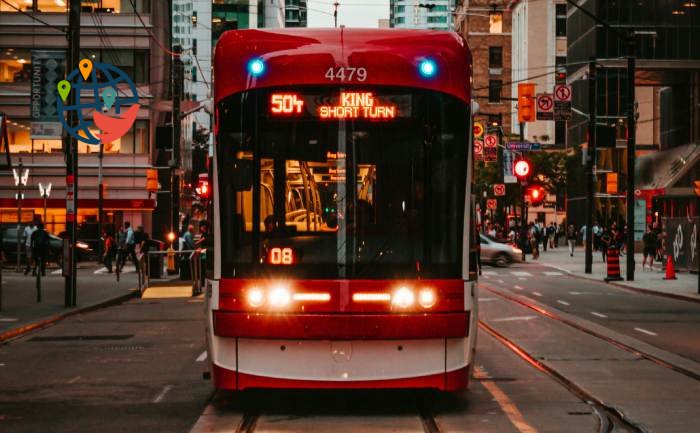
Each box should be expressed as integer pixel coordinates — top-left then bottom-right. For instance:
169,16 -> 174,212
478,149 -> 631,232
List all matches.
480,233 -> 523,267
0,227 -> 92,267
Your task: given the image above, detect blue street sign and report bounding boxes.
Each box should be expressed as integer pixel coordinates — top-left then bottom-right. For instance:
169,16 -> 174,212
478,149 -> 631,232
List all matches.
506,141 -> 541,151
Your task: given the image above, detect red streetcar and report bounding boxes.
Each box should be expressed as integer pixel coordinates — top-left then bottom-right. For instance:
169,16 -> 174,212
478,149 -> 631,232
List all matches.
206,28 -> 478,391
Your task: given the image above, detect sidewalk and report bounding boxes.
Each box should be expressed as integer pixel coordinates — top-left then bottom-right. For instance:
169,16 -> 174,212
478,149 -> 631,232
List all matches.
534,245 -> 699,301
0,264 -> 143,341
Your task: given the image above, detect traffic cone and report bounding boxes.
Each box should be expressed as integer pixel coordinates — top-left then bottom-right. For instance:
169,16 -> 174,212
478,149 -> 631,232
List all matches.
604,247 -> 623,282
663,256 -> 677,280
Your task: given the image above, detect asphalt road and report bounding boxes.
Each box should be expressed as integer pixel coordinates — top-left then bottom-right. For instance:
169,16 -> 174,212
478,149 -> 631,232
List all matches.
480,262 -> 700,363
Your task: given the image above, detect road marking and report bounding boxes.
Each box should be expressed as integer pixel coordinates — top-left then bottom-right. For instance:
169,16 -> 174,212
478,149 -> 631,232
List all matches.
479,297 -> 499,302
482,271 -> 498,276
531,292 -> 543,297
497,279 -> 505,284
513,285 -> 524,290
153,384 -> 173,403
634,327 -> 658,336
196,351 -> 207,362
51,269 -> 62,275
93,267 -> 110,274
0,317 -> 18,322
518,277 -> 527,281
492,316 -> 537,322
475,367 -> 540,433
67,376 -> 81,384
569,291 -> 582,295
591,312 -> 607,318
543,271 -> 564,276
556,300 -> 570,306
511,271 -> 532,277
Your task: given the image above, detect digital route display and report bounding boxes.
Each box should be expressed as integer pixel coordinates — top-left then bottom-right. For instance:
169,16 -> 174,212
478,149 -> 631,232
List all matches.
269,91 -> 401,120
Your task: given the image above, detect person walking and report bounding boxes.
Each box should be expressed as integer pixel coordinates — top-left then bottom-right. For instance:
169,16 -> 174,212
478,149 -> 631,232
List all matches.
102,230 -> 115,273
642,225 -> 657,270
566,224 -> 577,257
23,220 -> 37,275
600,227 -> 611,263
541,222 -> 549,252
183,225 -> 196,251
30,223 -> 50,277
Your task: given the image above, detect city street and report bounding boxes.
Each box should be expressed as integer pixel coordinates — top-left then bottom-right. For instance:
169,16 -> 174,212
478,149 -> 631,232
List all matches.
1,259 -> 698,433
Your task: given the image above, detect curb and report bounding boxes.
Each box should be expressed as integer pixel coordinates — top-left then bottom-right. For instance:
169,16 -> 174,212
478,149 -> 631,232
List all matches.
0,290 -> 139,343
539,262 -> 700,304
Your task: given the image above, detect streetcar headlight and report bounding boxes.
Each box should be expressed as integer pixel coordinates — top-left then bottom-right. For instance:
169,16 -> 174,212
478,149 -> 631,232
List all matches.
246,287 -> 265,308
391,286 -> 415,309
248,58 -> 265,76
418,288 -> 436,309
268,285 -> 292,308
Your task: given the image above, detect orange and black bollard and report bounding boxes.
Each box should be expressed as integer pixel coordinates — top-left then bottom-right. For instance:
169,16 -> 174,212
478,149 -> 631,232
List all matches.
605,247 -> 623,282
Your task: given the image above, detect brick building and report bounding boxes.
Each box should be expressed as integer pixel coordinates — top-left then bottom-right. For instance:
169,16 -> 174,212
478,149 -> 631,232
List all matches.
454,0 -> 512,135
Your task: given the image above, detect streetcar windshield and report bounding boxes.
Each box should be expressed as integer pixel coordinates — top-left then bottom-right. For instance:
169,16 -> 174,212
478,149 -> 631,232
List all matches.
217,87 -> 468,279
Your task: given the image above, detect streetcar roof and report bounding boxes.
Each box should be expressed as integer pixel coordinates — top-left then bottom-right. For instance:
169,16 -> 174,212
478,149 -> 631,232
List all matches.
214,28 -> 471,104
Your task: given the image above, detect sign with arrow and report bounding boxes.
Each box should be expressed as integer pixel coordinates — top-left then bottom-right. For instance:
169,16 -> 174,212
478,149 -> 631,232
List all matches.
536,93 -> 554,121
554,84 -> 572,121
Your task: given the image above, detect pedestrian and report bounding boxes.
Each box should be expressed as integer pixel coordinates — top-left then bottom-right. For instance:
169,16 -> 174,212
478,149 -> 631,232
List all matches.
121,222 -> 137,272
541,222 -> 549,252
102,230 -> 115,273
529,222 -> 540,259
579,224 -> 587,250
642,225 -> 657,270
30,222 -> 50,277
566,224 -> 577,257
23,220 -> 37,275
600,227 -> 611,263
183,224 -> 196,250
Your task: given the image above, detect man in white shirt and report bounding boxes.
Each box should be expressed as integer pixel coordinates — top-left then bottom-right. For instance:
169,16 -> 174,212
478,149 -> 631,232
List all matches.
23,221 -> 37,275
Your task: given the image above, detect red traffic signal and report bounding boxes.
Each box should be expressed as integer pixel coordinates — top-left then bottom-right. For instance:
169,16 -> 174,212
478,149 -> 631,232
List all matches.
526,185 -> 546,206
513,158 -> 532,180
518,83 -> 536,123
195,173 -> 210,200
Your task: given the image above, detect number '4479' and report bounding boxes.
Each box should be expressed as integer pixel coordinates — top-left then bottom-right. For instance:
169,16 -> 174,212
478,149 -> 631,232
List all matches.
325,67 -> 367,82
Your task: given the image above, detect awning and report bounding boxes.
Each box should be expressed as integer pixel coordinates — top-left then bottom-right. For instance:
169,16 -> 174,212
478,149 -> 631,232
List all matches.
0,198 -> 155,210
636,144 -> 700,191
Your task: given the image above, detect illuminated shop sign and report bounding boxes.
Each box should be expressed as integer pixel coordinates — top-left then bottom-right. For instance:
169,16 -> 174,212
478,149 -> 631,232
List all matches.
269,92 -> 397,120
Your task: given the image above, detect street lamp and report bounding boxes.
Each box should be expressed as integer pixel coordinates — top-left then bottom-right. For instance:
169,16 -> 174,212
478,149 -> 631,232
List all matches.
38,182 -> 52,228
12,159 -> 29,272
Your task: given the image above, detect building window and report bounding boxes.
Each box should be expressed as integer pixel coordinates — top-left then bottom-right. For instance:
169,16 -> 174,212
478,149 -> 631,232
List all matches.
489,80 -> 502,103
192,38 -> 197,55
556,4 -> 567,37
489,46 -> 503,68
489,11 -> 503,34
80,49 -> 149,83
192,11 -> 198,27
427,15 -> 447,23
395,5 -> 405,13
395,16 -> 405,24
0,48 -> 34,83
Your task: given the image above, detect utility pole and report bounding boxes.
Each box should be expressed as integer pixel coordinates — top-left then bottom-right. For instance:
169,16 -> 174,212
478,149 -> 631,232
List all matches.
171,45 -> 183,235
65,0 -> 80,307
585,58 -> 596,274
14,158 -> 27,273
97,141 -> 104,258
333,2 -> 339,28
626,46 -> 636,281
519,122 -> 527,262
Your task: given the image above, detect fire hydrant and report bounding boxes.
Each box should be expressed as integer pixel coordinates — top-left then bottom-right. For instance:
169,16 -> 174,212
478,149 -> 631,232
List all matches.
166,247 -> 177,274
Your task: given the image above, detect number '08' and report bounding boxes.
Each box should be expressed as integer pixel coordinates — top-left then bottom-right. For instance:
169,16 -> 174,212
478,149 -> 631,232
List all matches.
325,67 -> 367,82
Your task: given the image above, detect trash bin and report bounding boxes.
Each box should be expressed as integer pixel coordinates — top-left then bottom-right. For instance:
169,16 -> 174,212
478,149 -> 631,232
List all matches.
147,240 -> 165,279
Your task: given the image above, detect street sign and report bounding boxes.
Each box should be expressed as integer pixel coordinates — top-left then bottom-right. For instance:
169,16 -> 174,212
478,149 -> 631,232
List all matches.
487,199 -> 497,210
536,94 -> 554,121
474,139 -> 484,161
554,84 -> 572,121
484,134 -> 498,163
506,141 -> 541,151
494,184 -> 506,196
473,122 -> 484,138
503,150 -> 517,184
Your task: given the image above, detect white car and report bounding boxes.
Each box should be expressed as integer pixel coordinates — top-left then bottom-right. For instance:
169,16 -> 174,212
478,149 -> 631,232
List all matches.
480,234 -> 523,267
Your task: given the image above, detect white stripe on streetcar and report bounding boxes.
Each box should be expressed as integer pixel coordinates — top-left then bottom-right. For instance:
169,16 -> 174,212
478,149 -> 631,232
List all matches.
634,327 -> 658,336
591,312 -> 607,318
556,300 -> 570,306
531,292 -> 543,297
196,351 -> 208,362
153,384 -> 173,403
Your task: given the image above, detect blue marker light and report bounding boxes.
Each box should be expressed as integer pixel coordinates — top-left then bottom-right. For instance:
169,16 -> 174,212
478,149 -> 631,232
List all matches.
248,58 -> 265,76
419,59 -> 437,77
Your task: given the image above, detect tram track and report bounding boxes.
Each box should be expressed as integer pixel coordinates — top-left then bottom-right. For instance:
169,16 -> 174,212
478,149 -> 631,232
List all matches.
482,284 -> 700,382
479,319 -> 648,433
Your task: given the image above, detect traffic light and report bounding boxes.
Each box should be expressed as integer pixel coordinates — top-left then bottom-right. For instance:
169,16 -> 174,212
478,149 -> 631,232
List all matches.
195,174 -> 210,200
513,158 -> 532,181
146,169 -> 159,193
517,83 -> 536,123
526,185 -> 546,206
695,180 -> 700,196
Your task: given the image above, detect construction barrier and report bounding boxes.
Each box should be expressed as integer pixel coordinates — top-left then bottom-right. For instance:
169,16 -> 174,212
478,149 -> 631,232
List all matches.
604,247 -> 623,282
